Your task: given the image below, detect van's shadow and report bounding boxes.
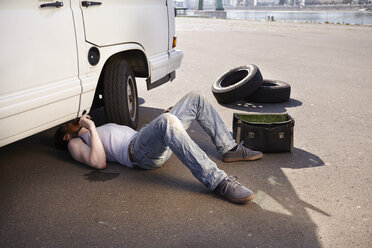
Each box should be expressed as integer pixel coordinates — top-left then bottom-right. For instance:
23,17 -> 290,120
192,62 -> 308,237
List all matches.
89,97 -> 150,128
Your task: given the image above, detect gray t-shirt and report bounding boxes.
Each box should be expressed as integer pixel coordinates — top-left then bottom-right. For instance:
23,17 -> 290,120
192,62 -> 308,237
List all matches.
80,123 -> 137,167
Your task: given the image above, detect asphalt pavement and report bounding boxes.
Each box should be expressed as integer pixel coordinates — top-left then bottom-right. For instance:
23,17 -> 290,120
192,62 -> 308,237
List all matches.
1,18 -> 371,248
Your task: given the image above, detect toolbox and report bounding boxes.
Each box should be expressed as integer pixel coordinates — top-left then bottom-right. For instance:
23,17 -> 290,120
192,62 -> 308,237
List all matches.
232,113 -> 294,153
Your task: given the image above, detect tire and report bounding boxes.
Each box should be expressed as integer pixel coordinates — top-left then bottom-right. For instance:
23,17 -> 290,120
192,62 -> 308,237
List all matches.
212,64 -> 263,104
246,79 -> 291,103
103,60 -> 139,129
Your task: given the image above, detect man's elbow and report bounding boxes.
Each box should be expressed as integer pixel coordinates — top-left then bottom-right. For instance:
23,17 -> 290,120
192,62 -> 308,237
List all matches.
90,159 -> 106,169
95,161 -> 107,170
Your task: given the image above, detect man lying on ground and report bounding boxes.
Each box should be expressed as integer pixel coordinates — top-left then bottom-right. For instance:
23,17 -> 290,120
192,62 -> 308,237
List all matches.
54,91 -> 263,203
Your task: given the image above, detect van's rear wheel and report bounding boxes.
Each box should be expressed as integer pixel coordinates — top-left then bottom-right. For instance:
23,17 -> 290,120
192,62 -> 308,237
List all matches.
103,60 -> 139,129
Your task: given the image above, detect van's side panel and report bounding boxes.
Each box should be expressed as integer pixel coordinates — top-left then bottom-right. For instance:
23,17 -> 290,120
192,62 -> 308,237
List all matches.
81,0 -> 168,57
80,0 -> 170,82
0,0 -> 80,146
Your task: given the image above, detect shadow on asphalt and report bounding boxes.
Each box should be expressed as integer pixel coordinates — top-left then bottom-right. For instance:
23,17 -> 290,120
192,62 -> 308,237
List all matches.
84,170 -> 120,182
134,103 -> 329,247
221,98 -> 303,113
0,100 -> 329,247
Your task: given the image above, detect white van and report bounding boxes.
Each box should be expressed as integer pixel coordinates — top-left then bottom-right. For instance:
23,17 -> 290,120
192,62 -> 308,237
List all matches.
0,0 -> 183,147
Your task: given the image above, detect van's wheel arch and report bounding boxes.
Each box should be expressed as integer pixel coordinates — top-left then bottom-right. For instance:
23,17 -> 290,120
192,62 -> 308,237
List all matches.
103,60 -> 139,130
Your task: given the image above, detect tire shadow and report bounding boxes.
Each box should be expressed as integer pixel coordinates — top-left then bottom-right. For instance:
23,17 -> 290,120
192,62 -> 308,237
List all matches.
221,98 -> 303,114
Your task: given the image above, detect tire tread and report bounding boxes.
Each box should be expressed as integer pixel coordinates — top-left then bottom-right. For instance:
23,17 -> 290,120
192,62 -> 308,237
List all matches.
103,60 -> 138,129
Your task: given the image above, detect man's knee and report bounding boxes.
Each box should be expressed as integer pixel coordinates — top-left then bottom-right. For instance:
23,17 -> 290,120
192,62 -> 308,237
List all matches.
186,91 -> 203,101
184,91 -> 208,109
160,113 -> 183,128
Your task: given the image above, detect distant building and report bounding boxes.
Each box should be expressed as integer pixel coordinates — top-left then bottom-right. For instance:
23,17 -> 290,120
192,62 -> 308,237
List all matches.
174,0 -> 196,8
304,0 -> 343,4
174,0 -> 184,7
175,0 -> 353,8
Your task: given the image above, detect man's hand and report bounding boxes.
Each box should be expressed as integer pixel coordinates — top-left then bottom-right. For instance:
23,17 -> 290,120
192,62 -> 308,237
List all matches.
68,114 -> 106,169
163,106 -> 174,113
79,114 -> 95,130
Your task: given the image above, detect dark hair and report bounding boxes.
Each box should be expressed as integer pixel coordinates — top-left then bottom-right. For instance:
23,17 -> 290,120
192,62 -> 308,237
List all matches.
54,124 -> 69,150
54,118 -> 80,150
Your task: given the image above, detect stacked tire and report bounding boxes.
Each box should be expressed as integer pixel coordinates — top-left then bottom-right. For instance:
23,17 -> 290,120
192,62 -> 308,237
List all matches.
212,64 -> 291,104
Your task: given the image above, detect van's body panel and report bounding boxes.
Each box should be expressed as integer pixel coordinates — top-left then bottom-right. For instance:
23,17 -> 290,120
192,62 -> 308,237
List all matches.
0,0 -> 183,147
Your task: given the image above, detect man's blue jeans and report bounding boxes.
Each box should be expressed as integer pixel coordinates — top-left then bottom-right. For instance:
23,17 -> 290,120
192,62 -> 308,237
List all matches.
130,91 -> 237,191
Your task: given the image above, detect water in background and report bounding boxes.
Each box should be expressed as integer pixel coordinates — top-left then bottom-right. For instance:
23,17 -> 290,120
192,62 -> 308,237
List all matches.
185,10 -> 372,26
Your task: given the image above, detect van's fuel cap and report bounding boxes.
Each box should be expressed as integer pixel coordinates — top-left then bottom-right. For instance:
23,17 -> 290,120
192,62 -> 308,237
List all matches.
88,47 -> 100,66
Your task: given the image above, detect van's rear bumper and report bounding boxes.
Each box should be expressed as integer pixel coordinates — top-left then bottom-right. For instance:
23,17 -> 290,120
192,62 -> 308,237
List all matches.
169,49 -> 183,73
146,49 -> 183,90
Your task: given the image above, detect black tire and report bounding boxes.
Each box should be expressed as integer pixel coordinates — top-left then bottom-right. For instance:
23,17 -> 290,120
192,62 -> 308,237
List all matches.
246,79 -> 291,103
212,65 -> 263,104
103,60 -> 139,129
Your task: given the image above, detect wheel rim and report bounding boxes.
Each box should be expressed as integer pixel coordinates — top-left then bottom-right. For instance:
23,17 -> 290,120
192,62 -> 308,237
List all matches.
127,76 -> 137,122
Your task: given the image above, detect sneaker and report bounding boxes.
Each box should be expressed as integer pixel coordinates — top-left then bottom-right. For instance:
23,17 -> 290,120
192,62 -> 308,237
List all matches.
222,143 -> 263,162
214,176 -> 254,203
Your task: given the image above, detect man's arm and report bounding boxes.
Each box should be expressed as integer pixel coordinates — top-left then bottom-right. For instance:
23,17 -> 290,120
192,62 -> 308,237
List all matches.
68,115 -> 106,169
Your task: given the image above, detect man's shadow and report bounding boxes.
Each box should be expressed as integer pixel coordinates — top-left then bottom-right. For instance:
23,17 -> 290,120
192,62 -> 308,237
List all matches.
130,98 -> 326,247
134,97 -> 326,245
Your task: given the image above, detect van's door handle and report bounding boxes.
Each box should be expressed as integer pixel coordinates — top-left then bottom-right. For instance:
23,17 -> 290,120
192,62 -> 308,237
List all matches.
40,1 -> 64,8
82,1 -> 102,7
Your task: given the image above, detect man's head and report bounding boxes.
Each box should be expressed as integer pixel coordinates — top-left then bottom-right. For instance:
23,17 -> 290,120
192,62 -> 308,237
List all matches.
54,118 -> 81,150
